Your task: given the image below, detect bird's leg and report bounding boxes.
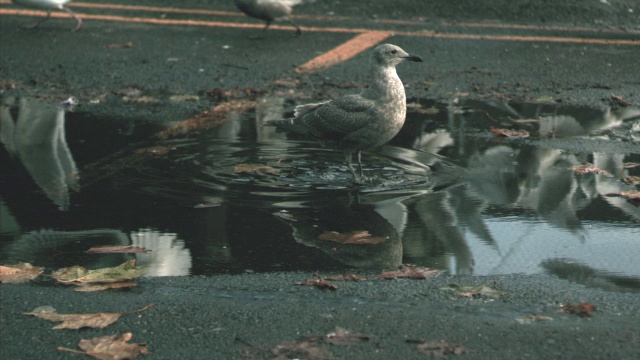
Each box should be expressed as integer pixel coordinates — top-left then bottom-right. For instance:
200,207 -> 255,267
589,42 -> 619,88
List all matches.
23,9 -> 52,29
285,18 -> 302,36
356,150 -> 364,179
62,7 -> 83,32
345,152 -> 359,182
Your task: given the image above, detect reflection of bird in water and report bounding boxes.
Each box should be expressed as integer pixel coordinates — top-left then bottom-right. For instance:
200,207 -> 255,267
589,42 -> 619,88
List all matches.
234,0 -> 304,36
268,44 -> 423,183
12,0 -> 82,31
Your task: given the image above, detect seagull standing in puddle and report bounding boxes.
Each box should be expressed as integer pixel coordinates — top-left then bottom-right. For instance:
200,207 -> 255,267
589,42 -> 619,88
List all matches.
12,0 -> 82,31
267,44 -> 423,184
234,0 -> 305,36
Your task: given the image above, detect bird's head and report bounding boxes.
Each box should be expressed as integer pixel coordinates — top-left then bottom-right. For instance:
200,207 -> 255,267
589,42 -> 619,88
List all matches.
371,44 -> 423,67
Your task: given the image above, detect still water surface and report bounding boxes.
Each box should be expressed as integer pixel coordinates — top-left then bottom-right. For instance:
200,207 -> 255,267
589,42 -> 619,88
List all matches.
1,96 -> 639,291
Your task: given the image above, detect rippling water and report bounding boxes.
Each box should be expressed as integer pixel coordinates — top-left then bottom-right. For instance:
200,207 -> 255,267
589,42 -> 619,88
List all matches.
1,96 -> 639,292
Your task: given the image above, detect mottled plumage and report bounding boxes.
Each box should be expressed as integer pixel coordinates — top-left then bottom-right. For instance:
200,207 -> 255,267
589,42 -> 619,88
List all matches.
12,0 -> 82,31
234,0 -> 303,36
269,44 -> 423,183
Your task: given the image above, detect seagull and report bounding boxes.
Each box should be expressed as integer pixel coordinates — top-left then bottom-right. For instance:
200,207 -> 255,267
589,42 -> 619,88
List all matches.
234,0 -> 304,36
267,44 -> 423,184
12,0 -> 82,31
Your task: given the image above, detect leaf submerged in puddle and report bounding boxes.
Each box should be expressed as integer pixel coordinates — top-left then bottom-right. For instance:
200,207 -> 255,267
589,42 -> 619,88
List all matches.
319,230 -> 387,245
490,127 -> 530,138
233,163 -> 280,174
52,260 -> 148,284
0,262 -> 44,283
569,164 -> 614,177
59,333 -> 148,359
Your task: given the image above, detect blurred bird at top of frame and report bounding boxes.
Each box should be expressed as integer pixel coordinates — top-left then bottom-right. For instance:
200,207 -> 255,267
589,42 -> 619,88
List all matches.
234,0 -> 309,37
12,0 -> 82,31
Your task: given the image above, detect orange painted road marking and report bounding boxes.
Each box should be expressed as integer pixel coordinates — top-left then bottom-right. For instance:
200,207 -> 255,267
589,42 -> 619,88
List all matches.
295,32 -> 392,73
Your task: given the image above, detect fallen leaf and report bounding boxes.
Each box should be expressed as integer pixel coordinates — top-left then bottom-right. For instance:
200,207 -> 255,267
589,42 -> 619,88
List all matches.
610,93 -> 632,107
52,260 -> 148,284
25,304 -> 152,330
416,339 -> 466,358
323,274 -> 368,281
319,230 -> 387,245
58,333 -> 148,360
86,246 -> 148,254
560,301 -> 596,317
169,95 -> 199,102
233,163 -> 280,174
0,262 -> 44,283
378,265 -> 440,280
73,282 -> 138,292
569,164 -> 614,177
621,176 -> 640,186
516,315 -> 553,324
606,190 -> 640,206
122,95 -> 160,104
490,127 -> 530,138
295,279 -> 338,290
623,162 -> 640,169
105,41 -> 134,49
444,284 -> 503,298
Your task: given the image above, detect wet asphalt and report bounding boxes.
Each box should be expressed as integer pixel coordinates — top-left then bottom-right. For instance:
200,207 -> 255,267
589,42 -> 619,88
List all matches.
1,1 -> 640,359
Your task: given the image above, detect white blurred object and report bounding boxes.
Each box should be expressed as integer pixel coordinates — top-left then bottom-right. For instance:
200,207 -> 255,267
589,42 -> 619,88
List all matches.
12,0 -> 82,31
131,229 -> 192,276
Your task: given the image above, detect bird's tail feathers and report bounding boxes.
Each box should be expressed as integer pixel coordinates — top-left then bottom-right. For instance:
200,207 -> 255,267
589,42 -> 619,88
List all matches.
294,101 -> 328,118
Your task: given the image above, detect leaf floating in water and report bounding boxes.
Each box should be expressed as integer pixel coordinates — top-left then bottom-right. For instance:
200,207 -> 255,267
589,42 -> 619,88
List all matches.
25,304 -> 153,330
378,265 -> 440,280
415,339 -> 467,357
560,301 -> 596,317
52,260 -> 148,284
490,127 -> 530,138
606,190 -> 640,206
621,176 -> 640,186
622,162 -> 640,169
86,245 -> 148,254
319,230 -> 387,245
233,163 -> 280,174
443,283 -> 504,298
0,262 -> 44,283
59,333 -> 148,359
568,164 -> 614,177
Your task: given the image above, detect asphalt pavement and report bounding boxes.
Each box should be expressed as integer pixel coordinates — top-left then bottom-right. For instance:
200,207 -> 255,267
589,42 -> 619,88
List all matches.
1,1 -> 640,359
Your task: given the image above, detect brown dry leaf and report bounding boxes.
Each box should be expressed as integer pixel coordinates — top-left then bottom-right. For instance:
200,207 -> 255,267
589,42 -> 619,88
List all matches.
52,260 -> 148,284
169,95 -> 200,102
606,190 -> 640,206
610,93 -> 632,107
623,162 -> 640,169
323,274 -> 368,281
86,246 -> 148,254
416,339 -> 466,358
621,176 -> 640,186
318,230 -> 387,245
105,41 -> 134,49
24,304 -> 152,330
233,163 -> 280,175
516,315 -> 553,324
295,279 -> 338,291
59,333 -> 148,360
560,301 -> 596,317
444,284 -> 503,298
242,339 -> 336,360
378,265 -> 440,280
73,282 -> 138,292
569,164 -> 614,177
0,262 -> 44,283
490,127 -> 530,138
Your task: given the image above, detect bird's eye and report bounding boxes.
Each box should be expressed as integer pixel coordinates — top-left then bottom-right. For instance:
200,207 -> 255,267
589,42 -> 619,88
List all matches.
390,50 -> 397,54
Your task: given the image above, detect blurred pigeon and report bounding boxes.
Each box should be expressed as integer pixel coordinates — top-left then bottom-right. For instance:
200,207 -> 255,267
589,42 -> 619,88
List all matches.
12,0 -> 82,31
234,0 -> 305,36
268,44 -> 423,183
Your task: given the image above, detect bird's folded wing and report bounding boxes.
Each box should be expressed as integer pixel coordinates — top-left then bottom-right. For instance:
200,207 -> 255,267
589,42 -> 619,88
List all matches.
302,95 -> 375,138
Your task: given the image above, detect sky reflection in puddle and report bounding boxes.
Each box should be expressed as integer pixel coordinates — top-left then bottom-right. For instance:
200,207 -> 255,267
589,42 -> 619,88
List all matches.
1,96 -> 639,292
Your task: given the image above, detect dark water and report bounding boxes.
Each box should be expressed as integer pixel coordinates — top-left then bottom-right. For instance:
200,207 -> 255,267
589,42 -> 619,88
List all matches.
1,96 -> 639,292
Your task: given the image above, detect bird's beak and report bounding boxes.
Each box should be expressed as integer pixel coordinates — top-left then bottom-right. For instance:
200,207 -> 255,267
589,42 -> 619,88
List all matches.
403,54 -> 423,62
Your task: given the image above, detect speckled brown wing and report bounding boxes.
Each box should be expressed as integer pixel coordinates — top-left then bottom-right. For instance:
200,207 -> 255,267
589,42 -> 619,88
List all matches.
300,95 -> 375,141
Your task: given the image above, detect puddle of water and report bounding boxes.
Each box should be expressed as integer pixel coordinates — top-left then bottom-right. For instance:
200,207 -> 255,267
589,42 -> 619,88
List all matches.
1,95 -> 639,292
